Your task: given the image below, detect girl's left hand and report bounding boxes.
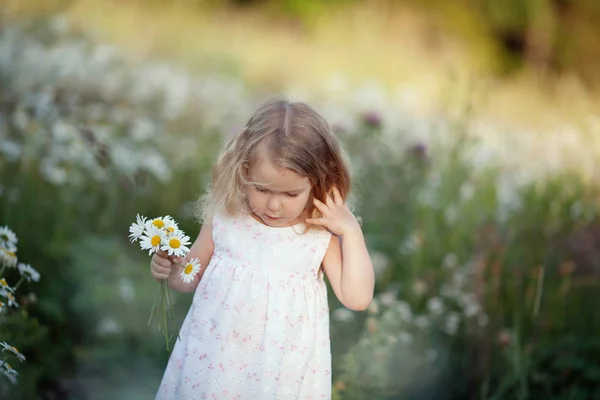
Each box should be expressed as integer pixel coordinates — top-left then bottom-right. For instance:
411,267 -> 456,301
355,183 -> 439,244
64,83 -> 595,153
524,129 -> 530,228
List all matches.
306,187 -> 360,237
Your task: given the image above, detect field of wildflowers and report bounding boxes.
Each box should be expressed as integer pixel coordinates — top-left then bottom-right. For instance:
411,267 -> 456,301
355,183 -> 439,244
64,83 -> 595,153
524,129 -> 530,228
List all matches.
1,10 -> 600,400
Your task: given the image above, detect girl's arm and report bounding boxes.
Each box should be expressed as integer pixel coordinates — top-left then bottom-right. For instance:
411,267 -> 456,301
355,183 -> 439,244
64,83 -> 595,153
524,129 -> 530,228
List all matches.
167,216 -> 215,293
306,188 -> 374,311
321,231 -> 374,311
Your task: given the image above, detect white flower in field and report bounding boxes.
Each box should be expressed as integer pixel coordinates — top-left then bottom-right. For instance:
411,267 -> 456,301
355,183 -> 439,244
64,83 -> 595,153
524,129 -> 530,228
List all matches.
0,342 -> 26,362
4,291 -> 18,308
162,231 -> 191,258
332,307 -> 355,323
1,362 -> 18,384
378,291 -> 397,307
180,258 -> 201,284
463,299 -> 480,317
443,253 -> 458,270
427,297 -> 444,316
0,226 -> 17,250
444,312 -> 461,335
17,263 -> 40,283
0,279 -> 13,293
370,251 -> 389,279
395,301 -> 413,322
128,214 -> 147,243
412,279 -> 428,296
139,225 -> 166,255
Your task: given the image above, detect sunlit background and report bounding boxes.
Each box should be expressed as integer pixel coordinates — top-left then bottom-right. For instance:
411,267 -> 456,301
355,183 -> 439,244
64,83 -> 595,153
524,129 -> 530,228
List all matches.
1,0 -> 600,399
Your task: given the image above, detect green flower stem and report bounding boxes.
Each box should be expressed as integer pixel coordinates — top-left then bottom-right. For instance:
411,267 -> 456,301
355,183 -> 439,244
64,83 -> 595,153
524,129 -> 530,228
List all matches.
13,276 -> 26,292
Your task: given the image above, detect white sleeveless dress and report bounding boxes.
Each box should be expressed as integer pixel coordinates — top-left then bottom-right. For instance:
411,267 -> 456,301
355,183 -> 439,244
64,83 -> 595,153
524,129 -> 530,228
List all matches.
156,211 -> 333,400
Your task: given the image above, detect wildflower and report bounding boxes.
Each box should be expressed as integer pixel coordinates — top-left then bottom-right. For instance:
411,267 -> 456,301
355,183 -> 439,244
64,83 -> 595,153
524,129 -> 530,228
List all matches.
139,225 -> 166,255
0,279 -> 13,292
427,297 -> 445,316
17,263 -> 40,283
128,214 -> 147,243
161,216 -> 179,234
4,292 -> 18,308
0,226 -> 17,249
332,307 -> 354,323
180,258 -> 201,283
1,363 -> 18,384
444,312 -> 461,335
0,248 -> 17,268
161,231 -> 191,258
0,342 -> 26,362
146,216 -> 175,231
395,301 -> 413,321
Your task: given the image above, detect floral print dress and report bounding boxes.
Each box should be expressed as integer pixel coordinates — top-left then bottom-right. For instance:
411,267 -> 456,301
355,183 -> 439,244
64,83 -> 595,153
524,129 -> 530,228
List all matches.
156,211 -> 333,400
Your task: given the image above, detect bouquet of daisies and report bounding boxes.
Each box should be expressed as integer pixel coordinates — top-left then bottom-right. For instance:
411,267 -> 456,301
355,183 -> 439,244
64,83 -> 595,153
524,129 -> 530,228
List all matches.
128,215 -> 201,350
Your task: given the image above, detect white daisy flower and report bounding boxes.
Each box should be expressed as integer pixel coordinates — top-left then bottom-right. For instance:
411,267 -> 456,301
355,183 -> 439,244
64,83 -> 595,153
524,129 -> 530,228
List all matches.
128,214 -> 147,243
161,231 -> 191,257
17,263 -> 40,283
161,216 -> 179,235
3,291 -> 18,308
146,216 -> 171,231
0,300 -> 6,313
0,248 -> 17,268
180,258 -> 201,283
0,226 -> 17,249
139,225 -> 166,255
0,342 -> 26,362
0,279 -> 13,292
1,363 -> 18,384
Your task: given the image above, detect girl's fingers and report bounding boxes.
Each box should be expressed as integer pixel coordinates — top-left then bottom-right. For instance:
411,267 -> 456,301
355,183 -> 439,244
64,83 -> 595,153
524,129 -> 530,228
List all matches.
324,192 -> 335,208
313,198 -> 329,214
156,250 -> 168,258
332,187 -> 343,205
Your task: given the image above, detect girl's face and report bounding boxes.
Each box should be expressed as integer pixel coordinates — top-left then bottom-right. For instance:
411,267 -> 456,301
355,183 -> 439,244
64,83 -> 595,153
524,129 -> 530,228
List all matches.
247,149 -> 312,228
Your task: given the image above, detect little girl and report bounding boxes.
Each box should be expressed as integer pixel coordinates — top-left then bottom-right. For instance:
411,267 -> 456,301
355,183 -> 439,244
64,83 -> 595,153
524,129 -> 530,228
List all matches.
151,96 -> 375,399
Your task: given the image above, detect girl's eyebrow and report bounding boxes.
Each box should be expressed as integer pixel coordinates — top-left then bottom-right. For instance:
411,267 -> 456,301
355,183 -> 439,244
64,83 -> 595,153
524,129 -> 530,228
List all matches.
253,184 -> 306,194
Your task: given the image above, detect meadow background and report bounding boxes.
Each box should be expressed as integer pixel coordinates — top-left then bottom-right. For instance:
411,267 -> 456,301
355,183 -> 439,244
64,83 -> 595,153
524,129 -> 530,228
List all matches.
1,0 -> 600,399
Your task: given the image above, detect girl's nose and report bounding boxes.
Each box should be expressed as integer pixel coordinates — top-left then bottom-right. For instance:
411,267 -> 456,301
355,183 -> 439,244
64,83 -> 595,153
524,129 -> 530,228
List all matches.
266,196 -> 280,212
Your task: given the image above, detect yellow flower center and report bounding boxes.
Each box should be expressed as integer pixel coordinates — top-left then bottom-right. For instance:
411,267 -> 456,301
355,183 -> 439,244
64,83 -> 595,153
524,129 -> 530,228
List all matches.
6,363 -> 11,370
167,227 -> 175,233
152,220 -> 165,229
184,264 -> 193,275
10,347 -> 18,353
6,251 -> 15,258
0,279 -> 7,287
151,235 -> 161,247
8,293 -> 14,301
169,238 -> 181,249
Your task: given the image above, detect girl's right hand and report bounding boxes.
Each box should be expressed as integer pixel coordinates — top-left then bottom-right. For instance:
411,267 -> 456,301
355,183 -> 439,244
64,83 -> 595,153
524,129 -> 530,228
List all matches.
151,250 -> 174,281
